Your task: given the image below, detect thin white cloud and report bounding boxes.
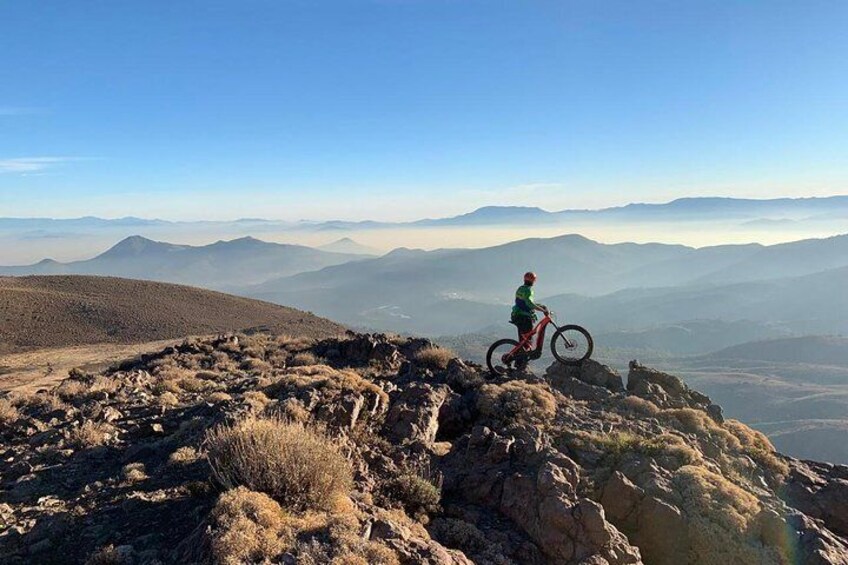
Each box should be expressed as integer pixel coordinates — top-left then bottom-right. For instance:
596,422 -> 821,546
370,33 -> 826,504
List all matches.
0,157 -> 78,174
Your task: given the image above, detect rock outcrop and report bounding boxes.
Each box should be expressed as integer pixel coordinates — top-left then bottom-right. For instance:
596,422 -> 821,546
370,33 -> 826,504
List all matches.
1,331 -> 847,564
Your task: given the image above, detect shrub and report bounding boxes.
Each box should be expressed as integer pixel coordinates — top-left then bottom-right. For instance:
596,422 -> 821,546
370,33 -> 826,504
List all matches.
0,398 -> 19,424
243,391 -> 271,411
169,446 -> 200,466
206,416 -> 352,510
153,379 -> 182,395
89,376 -> 120,395
429,518 -> 488,555
477,381 -> 557,427
289,352 -> 320,367
381,473 -> 441,516
275,398 -> 310,423
265,365 -> 388,406
56,379 -> 90,400
413,346 -> 454,370
179,377 -> 218,393
69,421 -> 115,448
157,391 -> 180,406
207,391 -> 232,404
724,419 -> 789,479
242,358 -> 272,373
123,462 -> 148,482
14,392 -> 66,412
209,487 -> 290,565
620,395 -> 660,416
671,465 -> 778,562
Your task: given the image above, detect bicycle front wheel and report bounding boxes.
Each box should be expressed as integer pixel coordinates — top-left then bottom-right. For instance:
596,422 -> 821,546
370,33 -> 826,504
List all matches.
550,325 -> 593,365
486,338 -> 520,376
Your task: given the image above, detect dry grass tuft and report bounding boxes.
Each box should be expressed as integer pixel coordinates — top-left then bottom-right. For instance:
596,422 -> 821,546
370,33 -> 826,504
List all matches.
569,429 -> 702,468
275,398 -> 310,423
243,390 -> 271,411
209,487 -> 290,565
153,378 -> 182,395
0,398 -> 20,424
620,395 -> 660,416
429,518 -> 489,556
671,465 -> 777,562
380,472 -> 441,516
289,352 -> 320,367
178,377 -> 219,393
477,381 -> 557,426
122,462 -> 148,482
207,391 -> 232,404
69,420 -> 115,448
724,419 -> 789,479
413,346 -> 454,370
56,379 -> 90,399
169,446 -> 200,466
206,416 -> 352,510
242,357 -> 273,373
265,365 -> 388,406
157,391 -> 180,406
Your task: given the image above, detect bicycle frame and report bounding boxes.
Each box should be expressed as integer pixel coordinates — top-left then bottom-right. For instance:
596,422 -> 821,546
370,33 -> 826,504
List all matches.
507,313 -> 560,361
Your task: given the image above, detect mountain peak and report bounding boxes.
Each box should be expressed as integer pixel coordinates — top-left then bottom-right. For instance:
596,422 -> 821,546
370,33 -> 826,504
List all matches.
98,235 -> 174,258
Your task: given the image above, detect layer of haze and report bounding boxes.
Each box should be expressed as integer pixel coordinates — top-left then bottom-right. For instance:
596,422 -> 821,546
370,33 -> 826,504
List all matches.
3,218 -> 848,265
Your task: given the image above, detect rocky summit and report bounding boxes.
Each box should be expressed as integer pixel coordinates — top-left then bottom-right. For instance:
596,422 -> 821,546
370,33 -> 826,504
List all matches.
1,332 -> 847,564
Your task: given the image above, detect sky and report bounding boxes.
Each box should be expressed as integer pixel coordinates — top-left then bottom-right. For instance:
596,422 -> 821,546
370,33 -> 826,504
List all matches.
2,0 -> 848,221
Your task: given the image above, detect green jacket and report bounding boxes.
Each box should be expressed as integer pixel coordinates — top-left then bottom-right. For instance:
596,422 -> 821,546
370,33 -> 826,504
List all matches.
511,284 -> 538,319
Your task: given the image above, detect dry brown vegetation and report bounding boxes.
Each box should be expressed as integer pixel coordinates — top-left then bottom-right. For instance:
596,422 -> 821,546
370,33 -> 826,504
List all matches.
265,364 -> 388,406
0,275 -> 345,352
123,462 -> 148,482
0,398 -> 19,424
477,380 -> 557,426
206,416 -> 352,510
413,346 -> 455,370
380,472 -> 442,517
168,446 -> 200,466
69,420 -> 116,448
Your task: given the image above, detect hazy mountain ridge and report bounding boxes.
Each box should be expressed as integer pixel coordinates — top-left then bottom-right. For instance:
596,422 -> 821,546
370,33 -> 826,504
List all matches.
3,195 -> 848,232
244,232 -> 848,335
0,235 -> 365,289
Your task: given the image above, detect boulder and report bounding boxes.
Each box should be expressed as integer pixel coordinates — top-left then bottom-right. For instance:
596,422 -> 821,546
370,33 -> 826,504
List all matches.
443,427 -> 642,564
783,458 -> 848,538
383,383 -> 455,446
546,360 -> 625,393
627,361 -> 723,422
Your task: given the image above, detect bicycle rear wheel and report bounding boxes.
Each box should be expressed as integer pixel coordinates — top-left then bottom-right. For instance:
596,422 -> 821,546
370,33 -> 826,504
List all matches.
486,338 -> 521,376
550,325 -> 593,365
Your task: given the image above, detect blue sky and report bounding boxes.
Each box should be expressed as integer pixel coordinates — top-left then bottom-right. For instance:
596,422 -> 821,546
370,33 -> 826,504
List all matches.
2,0 -> 847,220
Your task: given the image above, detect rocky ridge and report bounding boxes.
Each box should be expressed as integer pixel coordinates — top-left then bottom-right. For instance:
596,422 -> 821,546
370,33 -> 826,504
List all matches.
0,331 -> 847,564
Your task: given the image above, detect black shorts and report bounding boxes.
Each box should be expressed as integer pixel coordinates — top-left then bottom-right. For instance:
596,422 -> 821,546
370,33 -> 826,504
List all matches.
512,315 -> 534,338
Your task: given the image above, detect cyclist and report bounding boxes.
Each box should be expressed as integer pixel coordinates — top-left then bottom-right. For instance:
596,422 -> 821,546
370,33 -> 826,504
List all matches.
511,271 -> 548,351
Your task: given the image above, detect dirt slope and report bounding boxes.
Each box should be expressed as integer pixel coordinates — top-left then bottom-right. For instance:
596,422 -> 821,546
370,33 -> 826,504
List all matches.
0,275 -> 344,352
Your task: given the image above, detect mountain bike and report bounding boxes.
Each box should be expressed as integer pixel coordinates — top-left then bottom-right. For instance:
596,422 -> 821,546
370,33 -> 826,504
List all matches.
486,310 -> 593,375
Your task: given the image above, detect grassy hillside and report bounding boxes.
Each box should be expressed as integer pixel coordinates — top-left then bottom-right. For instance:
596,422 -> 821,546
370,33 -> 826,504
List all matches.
0,275 -> 344,353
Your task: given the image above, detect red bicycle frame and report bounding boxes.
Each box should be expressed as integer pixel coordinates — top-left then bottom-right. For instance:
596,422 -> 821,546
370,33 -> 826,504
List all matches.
507,313 -> 558,361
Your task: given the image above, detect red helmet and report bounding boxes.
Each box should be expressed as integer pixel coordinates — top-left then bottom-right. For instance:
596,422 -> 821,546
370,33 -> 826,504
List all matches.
524,271 -> 537,284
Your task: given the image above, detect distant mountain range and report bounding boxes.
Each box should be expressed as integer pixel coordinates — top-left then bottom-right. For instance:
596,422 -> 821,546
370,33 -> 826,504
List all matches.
3,195 -> 848,231
7,228 -> 848,339
0,235 -> 365,289
244,232 -> 848,335
316,237 -> 382,256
